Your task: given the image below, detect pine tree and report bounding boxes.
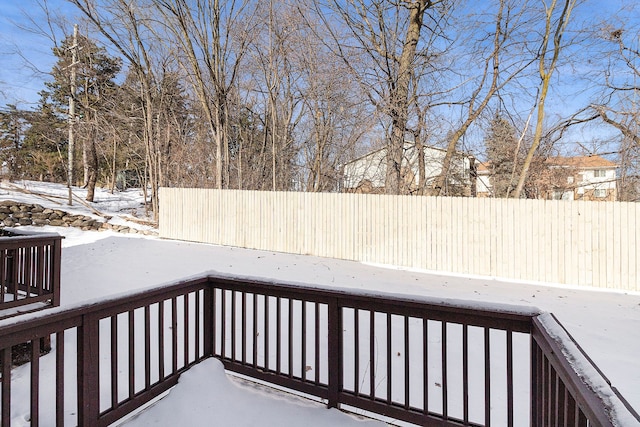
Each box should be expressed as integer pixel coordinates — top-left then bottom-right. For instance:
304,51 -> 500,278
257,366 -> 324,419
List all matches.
44,32 -> 122,201
484,115 -> 520,198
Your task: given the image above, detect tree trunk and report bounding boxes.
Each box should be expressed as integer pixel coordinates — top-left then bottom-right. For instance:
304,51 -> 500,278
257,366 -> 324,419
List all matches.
386,0 -> 430,195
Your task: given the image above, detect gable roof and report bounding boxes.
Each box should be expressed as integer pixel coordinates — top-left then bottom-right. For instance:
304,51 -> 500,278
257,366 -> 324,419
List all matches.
344,142 -> 470,166
546,155 -> 617,169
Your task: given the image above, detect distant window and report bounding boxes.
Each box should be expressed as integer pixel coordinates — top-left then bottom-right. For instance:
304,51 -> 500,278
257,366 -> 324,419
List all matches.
594,170 -> 606,178
594,189 -> 607,198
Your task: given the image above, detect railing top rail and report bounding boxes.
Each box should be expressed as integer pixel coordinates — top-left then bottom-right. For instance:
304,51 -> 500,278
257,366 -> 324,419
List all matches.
207,273 -> 540,329
0,275 -> 209,346
533,314 -> 640,426
0,228 -> 63,249
0,272 -> 540,343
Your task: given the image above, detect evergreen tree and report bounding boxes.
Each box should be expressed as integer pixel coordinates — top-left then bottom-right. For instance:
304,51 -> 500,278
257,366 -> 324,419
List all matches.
44,32 -> 122,200
19,93 -> 67,182
0,105 -> 28,179
484,115 -> 520,198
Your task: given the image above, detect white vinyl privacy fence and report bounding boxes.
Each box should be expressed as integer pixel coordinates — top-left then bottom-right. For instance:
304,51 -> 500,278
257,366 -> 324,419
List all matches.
159,188 -> 639,292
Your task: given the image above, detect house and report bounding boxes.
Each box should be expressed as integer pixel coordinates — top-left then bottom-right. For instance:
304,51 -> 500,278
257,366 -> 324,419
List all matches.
342,143 -> 475,195
476,155 -> 618,201
546,155 -> 618,201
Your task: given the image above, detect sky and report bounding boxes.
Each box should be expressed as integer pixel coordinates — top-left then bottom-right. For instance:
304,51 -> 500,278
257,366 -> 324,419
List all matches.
0,180 -> 639,425
0,0 -> 638,158
0,0 -> 636,107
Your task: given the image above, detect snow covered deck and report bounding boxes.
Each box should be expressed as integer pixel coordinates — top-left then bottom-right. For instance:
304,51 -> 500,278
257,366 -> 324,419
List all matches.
1,231 -> 639,426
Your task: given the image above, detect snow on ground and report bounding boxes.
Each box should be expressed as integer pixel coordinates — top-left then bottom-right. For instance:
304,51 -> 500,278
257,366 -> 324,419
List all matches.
121,358 -> 382,427
1,181 -> 639,425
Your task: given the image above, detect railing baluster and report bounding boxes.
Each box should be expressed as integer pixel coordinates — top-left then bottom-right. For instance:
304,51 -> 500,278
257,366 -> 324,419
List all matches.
241,292 -> 246,365
252,293 -> 258,368
314,302 -> 320,385
212,289 -> 217,356
354,308 -> 359,396
301,301 -> 307,381
442,321 -> 448,420
423,318 -> 428,415
195,291 -> 201,360
463,324 -> 469,424
56,331 -> 65,427
386,313 -> 391,405
264,295 -> 269,371
172,297 -> 178,374
231,291 -> 236,362
404,316 -> 409,410
370,310 -> 375,400
128,310 -> 135,397
184,294 -> 190,365
145,305 -> 151,389
507,329 -> 513,427
111,316 -> 118,408
485,327 -> 491,426
276,297 -> 281,374
37,245 -> 45,295
221,291 -> 226,360
159,300 -> 165,380
288,299 -> 293,378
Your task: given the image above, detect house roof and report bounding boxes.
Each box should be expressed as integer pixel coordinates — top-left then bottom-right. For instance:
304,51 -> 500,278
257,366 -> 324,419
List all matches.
477,155 -> 617,173
476,161 -> 490,173
546,155 -> 617,169
344,142 -> 471,166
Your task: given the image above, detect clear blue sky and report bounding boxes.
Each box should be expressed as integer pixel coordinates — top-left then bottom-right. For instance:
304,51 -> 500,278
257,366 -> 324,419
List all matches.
0,0 -> 637,128
0,0 -> 73,108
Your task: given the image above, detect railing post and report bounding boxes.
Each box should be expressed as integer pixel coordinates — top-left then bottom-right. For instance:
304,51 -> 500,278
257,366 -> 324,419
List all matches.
51,238 -> 62,307
530,335 -> 539,427
327,297 -> 342,408
77,313 -> 100,426
203,285 -> 214,357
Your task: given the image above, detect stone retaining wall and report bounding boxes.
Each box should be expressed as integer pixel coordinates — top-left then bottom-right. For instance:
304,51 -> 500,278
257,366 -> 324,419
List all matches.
0,200 -> 157,235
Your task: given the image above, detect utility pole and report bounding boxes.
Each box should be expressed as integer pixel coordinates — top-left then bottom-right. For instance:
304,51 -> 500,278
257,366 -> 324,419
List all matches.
68,24 -> 78,206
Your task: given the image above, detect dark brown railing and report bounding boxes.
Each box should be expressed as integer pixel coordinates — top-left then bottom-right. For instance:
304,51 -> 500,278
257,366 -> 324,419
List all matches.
0,229 -> 62,316
0,274 -> 635,427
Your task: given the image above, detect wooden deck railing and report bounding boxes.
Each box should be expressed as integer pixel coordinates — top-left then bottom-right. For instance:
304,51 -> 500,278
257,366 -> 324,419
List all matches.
0,229 -> 62,316
0,275 -> 635,426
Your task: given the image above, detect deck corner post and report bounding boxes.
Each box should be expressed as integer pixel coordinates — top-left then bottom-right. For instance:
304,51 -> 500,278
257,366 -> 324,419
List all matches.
327,297 -> 342,409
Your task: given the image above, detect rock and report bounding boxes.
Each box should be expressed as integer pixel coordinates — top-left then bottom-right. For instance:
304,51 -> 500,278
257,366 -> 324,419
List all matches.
18,218 -> 32,225
3,218 -> 16,227
32,219 -> 49,226
49,219 -> 64,226
31,213 -> 49,220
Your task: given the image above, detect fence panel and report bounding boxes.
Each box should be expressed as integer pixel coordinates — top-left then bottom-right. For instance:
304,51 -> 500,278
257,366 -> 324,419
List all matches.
160,189 -> 639,291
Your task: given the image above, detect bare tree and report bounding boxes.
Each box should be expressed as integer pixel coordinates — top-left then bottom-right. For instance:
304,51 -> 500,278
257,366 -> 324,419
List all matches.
513,0 -> 578,198
430,0 -> 536,196
153,0 -> 255,189
314,0 -> 446,195
67,0 -> 172,220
